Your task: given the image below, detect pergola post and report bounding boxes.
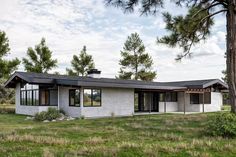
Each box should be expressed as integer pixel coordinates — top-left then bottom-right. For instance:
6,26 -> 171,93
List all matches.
184,91 -> 186,115
80,87 -> 84,116
57,86 -> 60,110
202,92 -> 205,113
164,92 -> 167,113
149,94 -> 151,113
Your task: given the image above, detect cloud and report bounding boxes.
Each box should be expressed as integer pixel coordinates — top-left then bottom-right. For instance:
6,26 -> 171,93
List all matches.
0,0 -> 226,81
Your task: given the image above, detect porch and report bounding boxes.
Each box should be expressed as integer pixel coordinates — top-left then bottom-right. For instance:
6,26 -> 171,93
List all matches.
134,88 -> 215,114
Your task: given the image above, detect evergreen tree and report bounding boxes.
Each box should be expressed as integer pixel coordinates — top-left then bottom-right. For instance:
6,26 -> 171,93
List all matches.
66,46 -> 95,76
22,38 -> 57,73
118,32 -> 156,81
0,31 -> 20,104
222,70 -> 228,83
106,0 -> 236,112
0,31 -> 20,78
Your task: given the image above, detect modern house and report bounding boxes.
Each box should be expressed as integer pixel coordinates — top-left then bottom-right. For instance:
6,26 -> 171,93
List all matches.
4,70 -> 228,118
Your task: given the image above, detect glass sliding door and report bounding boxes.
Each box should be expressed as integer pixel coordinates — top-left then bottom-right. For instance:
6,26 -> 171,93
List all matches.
135,92 -> 159,112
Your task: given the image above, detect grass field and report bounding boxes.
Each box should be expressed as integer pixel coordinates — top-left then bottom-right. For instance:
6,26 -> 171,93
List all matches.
0,112 -> 236,157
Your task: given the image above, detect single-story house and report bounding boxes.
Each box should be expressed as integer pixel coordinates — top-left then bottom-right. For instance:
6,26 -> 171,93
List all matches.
4,69 -> 228,118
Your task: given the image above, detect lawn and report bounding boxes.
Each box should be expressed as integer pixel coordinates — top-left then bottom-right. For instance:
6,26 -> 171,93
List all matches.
0,113 -> 235,157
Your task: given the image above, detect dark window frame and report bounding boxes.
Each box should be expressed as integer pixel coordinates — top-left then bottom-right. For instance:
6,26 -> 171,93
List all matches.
69,89 -> 80,107
40,89 -> 50,106
159,92 -> 178,102
20,83 -> 57,106
190,92 -> 211,104
83,88 -> 102,107
190,93 -> 200,104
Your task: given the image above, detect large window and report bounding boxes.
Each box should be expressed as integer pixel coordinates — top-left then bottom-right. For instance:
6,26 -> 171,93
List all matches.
159,92 -> 178,102
20,84 -> 39,106
69,89 -> 80,107
190,93 -> 211,104
40,90 -> 49,106
83,88 -> 101,107
20,83 -> 57,106
190,94 -> 199,104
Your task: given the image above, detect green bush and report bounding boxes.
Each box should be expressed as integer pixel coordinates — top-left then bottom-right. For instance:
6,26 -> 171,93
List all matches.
34,111 -> 48,121
206,112 -> 236,138
34,108 -> 61,121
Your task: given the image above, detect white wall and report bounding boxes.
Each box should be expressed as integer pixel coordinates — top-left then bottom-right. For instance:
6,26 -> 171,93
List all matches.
203,92 -> 222,112
159,102 -> 178,112
58,86 -> 81,117
178,92 -> 223,112
82,88 -> 134,118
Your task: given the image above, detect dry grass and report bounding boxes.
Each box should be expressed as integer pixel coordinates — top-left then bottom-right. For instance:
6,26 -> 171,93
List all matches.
0,113 -> 236,157
2,134 -> 71,145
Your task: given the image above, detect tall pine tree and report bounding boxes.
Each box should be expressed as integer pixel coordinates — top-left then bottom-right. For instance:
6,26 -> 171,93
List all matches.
0,30 -> 20,78
22,38 -> 57,73
66,46 -> 95,76
105,0 -> 236,112
0,30 -> 20,104
118,32 -> 156,81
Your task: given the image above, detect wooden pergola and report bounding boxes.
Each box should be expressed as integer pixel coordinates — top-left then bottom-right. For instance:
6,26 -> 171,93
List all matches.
174,88 -> 211,114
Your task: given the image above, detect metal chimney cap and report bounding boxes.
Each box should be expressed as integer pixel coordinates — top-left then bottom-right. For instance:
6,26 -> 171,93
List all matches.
87,69 -> 101,75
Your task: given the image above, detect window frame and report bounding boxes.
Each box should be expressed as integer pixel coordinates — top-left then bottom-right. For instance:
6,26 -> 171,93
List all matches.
190,92 -> 211,105
69,89 -> 80,107
83,88 -> 102,107
159,92 -> 178,102
20,83 -> 57,106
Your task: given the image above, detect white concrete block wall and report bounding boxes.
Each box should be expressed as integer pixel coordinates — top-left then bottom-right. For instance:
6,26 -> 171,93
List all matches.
202,92 -> 222,112
159,102 -> 178,112
178,91 -> 223,112
58,86 -> 81,117
82,88 -> 134,118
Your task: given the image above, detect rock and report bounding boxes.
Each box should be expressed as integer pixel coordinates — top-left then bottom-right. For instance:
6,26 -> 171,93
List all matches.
57,117 -> 64,121
43,120 -> 49,123
25,116 -> 33,120
52,120 -> 56,122
67,117 -> 75,121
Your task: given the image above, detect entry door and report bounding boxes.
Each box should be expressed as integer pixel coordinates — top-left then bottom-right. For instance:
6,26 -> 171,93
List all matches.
152,93 -> 159,112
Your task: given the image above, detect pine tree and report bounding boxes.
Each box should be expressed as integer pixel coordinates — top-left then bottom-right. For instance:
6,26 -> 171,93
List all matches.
66,46 -> 95,76
118,32 -> 156,81
0,30 -> 20,104
0,31 -> 20,78
106,0 -> 236,112
22,38 -> 57,73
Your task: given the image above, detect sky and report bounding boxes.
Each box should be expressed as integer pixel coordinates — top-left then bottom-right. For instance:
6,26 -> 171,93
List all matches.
0,0 -> 227,82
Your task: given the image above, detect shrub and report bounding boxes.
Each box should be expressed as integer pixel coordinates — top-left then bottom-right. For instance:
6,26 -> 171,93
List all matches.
206,112 -> 236,138
34,108 -> 61,121
34,111 -> 48,121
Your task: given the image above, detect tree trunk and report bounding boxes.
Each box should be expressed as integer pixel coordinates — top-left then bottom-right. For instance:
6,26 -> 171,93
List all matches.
134,50 -> 138,80
227,1 -> 236,113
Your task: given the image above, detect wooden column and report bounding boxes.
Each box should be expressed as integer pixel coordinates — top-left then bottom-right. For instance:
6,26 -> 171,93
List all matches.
202,92 -> 205,113
149,93 -> 151,113
184,91 -> 186,115
57,86 -> 60,110
164,92 -> 167,113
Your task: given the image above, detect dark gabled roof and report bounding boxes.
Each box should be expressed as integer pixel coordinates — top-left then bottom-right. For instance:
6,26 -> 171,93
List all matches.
4,71 -> 228,90
159,79 -> 228,89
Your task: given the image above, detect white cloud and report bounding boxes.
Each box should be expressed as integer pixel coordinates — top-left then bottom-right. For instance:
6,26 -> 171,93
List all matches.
0,0 -> 226,82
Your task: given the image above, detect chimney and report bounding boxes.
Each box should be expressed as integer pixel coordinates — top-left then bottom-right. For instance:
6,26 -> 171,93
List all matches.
87,69 -> 101,78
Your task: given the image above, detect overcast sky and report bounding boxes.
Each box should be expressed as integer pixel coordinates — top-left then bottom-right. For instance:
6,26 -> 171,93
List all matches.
0,0 -> 227,81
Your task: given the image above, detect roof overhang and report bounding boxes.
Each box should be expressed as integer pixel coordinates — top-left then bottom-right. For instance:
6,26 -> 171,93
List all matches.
202,79 -> 228,89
